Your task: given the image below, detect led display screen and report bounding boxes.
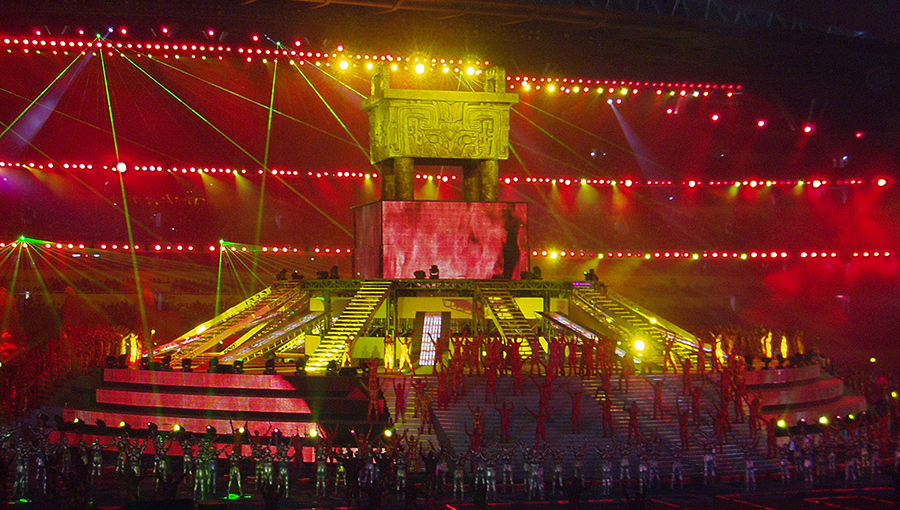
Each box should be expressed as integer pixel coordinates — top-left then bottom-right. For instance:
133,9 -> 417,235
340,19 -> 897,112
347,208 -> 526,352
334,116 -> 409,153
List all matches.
354,201 -> 529,279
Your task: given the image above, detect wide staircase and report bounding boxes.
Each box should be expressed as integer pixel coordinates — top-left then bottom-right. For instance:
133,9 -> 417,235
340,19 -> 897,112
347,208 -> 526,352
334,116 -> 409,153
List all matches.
381,375 -> 440,447
306,280 -> 393,373
424,372 -> 777,483
573,286 -> 697,366
747,364 -> 867,424
155,282 -> 305,363
477,281 -> 534,357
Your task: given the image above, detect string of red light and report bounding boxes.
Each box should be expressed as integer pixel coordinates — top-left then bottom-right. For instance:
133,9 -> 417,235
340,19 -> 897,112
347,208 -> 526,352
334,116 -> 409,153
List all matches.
0,240 -> 351,256
0,240 -> 891,261
531,249 -> 892,260
0,35 -> 741,93
0,162 -> 890,189
0,36 -> 487,68
2,36 -> 879,145
508,77 -> 741,96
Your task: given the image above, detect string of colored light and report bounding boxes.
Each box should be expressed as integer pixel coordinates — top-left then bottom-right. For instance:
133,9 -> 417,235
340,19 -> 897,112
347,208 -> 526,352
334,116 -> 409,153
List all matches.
2,241 -> 892,261
532,250 -> 892,260
1,162 -> 888,189
509,76 -> 741,96
0,35 -> 739,93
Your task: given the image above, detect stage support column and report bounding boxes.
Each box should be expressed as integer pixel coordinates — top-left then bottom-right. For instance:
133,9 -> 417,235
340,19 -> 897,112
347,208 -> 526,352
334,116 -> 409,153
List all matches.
322,290 -> 332,335
395,157 -> 415,200
462,161 -> 481,202
479,160 -> 499,202
380,160 -> 396,200
386,289 -> 397,337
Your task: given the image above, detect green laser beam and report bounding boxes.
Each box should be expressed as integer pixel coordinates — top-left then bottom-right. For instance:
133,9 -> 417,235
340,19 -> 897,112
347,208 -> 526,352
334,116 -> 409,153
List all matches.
216,245 -> 224,317
0,85 -> 196,164
510,108 -> 599,172
252,60 -> 279,294
0,246 -> 17,270
28,246 -> 124,297
301,59 -> 368,100
1,246 -> 23,335
275,176 -> 354,238
100,51 -> 120,160
102,50 -> 150,343
122,50 -> 366,244
124,49 -> 361,242
224,250 -> 272,289
0,118 -> 57,162
21,248 -> 62,329
224,251 -> 249,297
517,99 -> 669,173
121,54 -> 267,169
0,53 -> 84,141
291,61 -> 369,158
132,54 -> 357,147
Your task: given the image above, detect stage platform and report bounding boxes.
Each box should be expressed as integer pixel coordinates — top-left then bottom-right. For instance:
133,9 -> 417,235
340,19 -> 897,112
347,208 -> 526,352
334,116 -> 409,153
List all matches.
61,368 -> 389,445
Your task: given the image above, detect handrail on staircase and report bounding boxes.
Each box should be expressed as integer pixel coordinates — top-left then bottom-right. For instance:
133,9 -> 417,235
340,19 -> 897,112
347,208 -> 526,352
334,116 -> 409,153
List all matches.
603,287 -> 699,347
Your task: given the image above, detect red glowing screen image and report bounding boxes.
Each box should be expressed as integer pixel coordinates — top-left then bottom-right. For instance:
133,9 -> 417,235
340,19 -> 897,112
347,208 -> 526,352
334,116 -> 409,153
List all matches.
354,201 -> 529,279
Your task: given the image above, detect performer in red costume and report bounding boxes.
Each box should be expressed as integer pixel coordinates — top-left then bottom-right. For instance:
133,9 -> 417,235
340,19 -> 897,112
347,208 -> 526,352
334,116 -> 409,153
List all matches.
495,401 -> 514,443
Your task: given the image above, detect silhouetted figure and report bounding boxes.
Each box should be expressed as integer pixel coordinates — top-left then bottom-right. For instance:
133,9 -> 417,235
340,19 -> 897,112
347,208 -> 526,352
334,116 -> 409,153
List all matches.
259,477 -> 282,510
405,474 -> 420,510
625,487 -> 647,510
62,453 -> 91,510
500,206 -> 521,279
276,268 -> 287,281
158,467 -> 186,500
329,265 -> 340,279
429,265 -> 440,279
566,480 -> 590,510
0,439 -> 10,505
366,476 -> 383,510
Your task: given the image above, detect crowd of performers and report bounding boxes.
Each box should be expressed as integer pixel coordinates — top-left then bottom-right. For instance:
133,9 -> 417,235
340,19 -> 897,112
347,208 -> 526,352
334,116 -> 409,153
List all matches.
0,325 -> 122,422
368,327 -> 900,497
0,418 -> 313,506
2,409 -> 900,505
5,325 -> 900,506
